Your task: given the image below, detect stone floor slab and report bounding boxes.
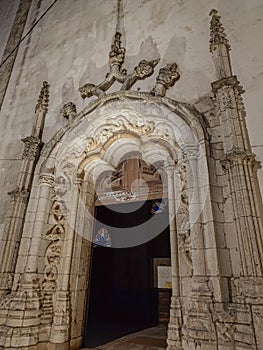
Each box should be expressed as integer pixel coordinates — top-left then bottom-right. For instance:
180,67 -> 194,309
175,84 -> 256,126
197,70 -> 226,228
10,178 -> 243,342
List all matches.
82,325 -> 167,350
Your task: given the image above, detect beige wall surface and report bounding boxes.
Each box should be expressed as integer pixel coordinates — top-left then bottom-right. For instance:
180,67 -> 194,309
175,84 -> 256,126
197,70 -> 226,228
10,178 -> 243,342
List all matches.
0,0 -> 20,61
0,0 -> 262,238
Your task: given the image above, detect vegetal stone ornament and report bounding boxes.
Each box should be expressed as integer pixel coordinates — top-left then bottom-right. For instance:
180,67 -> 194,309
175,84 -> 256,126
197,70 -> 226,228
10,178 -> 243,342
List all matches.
79,30 -> 179,99
151,63 -> 180,97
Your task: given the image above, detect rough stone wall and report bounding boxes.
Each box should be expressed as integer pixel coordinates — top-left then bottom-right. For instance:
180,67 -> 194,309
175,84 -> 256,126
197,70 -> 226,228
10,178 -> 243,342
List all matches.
0,0 -> 262,242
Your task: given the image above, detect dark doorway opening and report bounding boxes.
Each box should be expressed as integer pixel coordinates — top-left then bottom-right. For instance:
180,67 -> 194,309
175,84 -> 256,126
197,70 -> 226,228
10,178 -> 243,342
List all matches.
82,199 -> 170,348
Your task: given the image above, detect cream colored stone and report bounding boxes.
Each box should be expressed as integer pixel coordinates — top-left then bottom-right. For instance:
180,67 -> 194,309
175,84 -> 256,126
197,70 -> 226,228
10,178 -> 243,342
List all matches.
0,2 -> 262,350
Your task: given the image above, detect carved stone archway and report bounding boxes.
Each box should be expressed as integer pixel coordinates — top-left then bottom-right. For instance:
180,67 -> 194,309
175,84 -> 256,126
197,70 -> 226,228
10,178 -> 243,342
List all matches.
0,9 -> 263,350
0,82 -> 263,349
52,93 -> 212,349
0,81 -> 262,350
0,90 -> 217,349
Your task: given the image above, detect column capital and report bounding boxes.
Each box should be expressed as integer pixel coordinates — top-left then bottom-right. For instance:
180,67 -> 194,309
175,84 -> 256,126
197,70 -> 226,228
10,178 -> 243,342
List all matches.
21,136 -> 42,160
39,173 -> 55,187
182,145 -> 199,161
164,160 -> 176,174
73,175 -> 83,188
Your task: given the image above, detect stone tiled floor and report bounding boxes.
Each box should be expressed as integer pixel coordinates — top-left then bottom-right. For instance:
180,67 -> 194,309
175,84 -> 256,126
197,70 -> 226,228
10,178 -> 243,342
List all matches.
82,325 -> 167,350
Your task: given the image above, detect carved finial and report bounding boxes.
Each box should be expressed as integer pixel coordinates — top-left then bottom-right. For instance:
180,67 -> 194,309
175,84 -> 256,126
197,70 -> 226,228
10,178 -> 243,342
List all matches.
60,102 -> 77,122
121,58 -> 160,90
209,9 -> 232,79
134,59 -> 160,80
35,81 -> 50,113
151,63 -> 180,97
78,0 -> 163,99
109,32 -> 126,67
209,9 -> 230,52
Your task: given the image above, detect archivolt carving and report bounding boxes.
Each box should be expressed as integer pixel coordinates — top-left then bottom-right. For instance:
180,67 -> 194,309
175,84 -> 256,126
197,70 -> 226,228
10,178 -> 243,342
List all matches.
153,121 -> 178,144
85,115 -> 155,153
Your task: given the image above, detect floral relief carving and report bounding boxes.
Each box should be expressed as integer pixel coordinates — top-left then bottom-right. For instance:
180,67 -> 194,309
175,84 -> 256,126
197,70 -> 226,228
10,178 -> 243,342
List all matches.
216,86 -> 236,114
231,277 -> 263,304
0,273 -> 13,298
41,201 -> 65,322
211,307 -> 236,345
85,115 -> 155,153
177,164 -> 192,267
151,63 -> 180,97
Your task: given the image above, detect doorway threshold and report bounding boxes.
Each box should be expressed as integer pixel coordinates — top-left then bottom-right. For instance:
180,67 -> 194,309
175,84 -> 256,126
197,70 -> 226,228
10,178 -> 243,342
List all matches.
82,324 -> 167,349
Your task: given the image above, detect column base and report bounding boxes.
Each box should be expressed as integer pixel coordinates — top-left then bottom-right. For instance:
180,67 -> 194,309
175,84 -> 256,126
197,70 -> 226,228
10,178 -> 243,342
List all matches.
50,291 -> 71,344
167,297 -> 182,350
0,273 -> 42,348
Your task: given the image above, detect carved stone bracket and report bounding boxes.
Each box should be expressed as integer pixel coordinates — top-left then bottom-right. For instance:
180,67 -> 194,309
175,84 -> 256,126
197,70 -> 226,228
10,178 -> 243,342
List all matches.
7,188 -> 29,202
221,150 -> 256,171
60,102 -> 77,122
211,75 -> 241,93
